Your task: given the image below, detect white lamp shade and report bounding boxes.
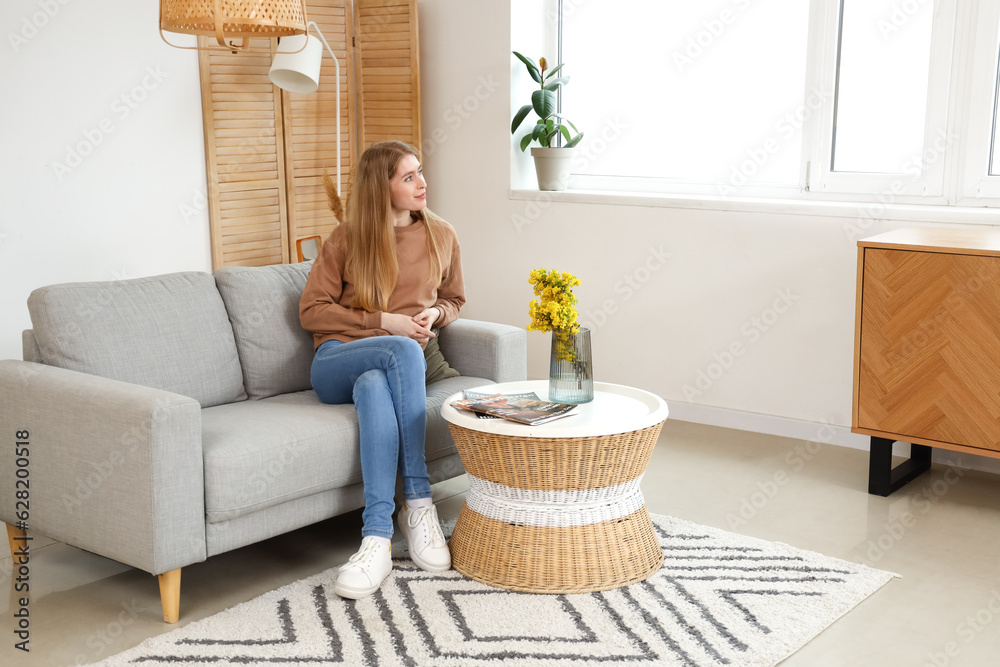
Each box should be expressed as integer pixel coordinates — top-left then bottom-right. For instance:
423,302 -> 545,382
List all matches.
269,34 -> 323,94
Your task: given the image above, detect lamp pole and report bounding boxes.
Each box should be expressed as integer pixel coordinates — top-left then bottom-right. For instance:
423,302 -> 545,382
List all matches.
306,21 -> 341,195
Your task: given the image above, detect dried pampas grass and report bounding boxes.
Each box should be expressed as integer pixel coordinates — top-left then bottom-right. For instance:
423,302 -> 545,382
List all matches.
323,169 -> 343,223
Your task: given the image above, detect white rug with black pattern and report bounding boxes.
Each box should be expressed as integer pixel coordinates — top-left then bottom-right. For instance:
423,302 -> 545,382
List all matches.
91,515 -> 895,667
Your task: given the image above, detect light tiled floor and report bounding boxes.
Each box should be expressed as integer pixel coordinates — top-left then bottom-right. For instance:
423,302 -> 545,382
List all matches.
3,420 -> 1000,666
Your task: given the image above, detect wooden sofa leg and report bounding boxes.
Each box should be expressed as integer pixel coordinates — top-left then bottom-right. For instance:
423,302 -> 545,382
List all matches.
5,522 -> 27,560
157,569 -> 182,623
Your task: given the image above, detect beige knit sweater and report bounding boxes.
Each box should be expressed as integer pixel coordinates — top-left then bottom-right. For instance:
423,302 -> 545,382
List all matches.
299,219 -> 466,348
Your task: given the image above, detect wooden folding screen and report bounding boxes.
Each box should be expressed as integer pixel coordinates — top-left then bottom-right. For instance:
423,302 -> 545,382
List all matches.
199,0 -> 422,268
199,40 -> 290,268
282,0 -> 357,253
355,0 -> 422,149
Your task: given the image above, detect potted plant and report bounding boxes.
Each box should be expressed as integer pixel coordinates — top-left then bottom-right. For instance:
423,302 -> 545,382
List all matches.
511,52 -> 584,191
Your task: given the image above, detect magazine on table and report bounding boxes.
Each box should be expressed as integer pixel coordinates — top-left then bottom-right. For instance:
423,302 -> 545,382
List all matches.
461,390 -> 540,419
452,391 -> 578,425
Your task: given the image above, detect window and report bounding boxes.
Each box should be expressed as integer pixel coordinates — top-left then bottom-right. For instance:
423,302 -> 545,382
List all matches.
545,0 -> 1000,207
960,0 -> 1000,201
830,0 -> 934,174
992,65 -> 1000,176
806,0 -> 953,200
561,0 -> 810,196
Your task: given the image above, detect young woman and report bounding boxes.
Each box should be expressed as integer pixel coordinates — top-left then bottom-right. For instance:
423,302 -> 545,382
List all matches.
299,141 -> 465,599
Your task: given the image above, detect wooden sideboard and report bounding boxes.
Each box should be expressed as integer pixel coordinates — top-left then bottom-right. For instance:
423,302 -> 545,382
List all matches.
854,227 -> 1000,495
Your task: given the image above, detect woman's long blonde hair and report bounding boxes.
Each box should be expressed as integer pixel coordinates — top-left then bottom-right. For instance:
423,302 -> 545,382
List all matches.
342,141 -> 448,313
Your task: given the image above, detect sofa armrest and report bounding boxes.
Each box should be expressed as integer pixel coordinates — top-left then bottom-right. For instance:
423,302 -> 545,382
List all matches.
438,319 -> 527,383
0,360 -> 206,575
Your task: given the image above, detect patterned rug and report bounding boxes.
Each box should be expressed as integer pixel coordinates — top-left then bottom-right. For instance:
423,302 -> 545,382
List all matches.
90,515 -> 895,667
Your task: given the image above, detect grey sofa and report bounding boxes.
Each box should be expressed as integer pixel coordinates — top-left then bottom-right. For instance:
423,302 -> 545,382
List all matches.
0,262 -> 526,622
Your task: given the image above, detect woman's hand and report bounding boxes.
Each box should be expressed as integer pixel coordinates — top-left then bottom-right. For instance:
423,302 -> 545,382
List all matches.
382,311 -> 435,344
412,307 -> 440,330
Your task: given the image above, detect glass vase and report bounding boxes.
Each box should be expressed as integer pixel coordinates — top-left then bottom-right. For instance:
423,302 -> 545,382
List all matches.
549,327 -> 594,404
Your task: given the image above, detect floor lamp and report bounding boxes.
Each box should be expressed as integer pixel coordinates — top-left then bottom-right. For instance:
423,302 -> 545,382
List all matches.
268,21 -> 342,197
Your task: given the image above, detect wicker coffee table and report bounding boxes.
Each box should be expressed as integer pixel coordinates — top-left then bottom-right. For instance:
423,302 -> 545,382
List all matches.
441,380 -> 668,594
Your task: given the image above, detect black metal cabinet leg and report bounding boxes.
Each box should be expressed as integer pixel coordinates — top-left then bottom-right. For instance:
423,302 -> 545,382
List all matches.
868,436 -> 932,496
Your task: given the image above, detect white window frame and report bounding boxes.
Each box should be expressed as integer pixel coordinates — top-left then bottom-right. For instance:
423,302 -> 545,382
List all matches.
957,0 -> 1000,203
802,0 -> 956,202
542,0 -> 1000,210
560,0 -> 815,201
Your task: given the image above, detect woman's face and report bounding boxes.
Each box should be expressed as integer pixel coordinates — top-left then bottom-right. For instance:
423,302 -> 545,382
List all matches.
389,153 -> 427,214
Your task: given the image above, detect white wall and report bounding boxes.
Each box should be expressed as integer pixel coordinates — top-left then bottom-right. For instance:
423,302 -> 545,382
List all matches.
417,0 -> 860,421
1,0 -> 996,473
415,0 -> 1000,473
0,1 -> 211,361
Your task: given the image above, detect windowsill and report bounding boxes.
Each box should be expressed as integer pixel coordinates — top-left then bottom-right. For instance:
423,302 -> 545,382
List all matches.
509,188 -> 1000,226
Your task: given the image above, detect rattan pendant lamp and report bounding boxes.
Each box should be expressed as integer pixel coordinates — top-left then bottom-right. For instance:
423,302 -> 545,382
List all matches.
159,0 -> 309,51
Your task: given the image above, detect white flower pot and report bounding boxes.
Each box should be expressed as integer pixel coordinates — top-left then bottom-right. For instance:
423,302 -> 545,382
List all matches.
530,147 -> 576,191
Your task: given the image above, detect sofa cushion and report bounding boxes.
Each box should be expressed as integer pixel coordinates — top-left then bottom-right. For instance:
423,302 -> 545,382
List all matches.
214,262 -> 315,400
201,390 -> 360,524
202,375 -> 488,523
423,328 -> 460,385
27,272 -> 246,408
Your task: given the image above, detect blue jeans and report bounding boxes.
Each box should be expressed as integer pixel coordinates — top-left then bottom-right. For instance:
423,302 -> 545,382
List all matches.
311,336 -> 430,539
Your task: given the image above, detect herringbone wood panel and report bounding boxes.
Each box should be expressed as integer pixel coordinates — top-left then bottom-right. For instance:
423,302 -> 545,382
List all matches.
858,248 -> 1000,451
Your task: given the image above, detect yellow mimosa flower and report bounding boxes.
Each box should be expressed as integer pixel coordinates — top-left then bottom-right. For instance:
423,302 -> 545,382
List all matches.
526,268 -> 581,358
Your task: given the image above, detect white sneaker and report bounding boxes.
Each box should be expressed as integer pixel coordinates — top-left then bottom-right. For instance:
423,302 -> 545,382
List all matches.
397,504 -> 451,572
334,536 -> 393,599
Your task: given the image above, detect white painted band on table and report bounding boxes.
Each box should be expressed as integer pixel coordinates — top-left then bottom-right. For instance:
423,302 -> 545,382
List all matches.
464,474 -> 646,528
